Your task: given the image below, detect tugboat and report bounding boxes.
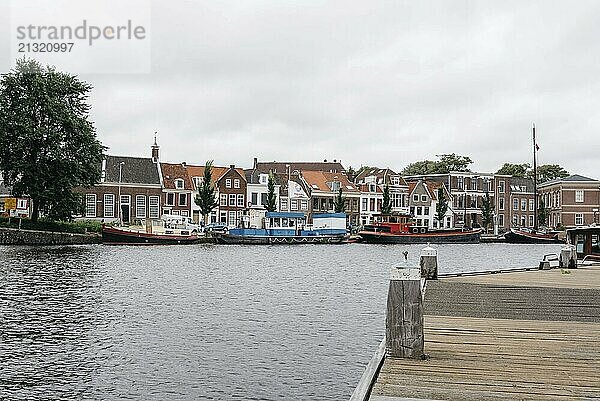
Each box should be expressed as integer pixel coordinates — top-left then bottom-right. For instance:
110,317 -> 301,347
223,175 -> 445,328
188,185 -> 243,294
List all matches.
102,214 -> 207,245
358,213 -> 481,244
217,212 -> 349,244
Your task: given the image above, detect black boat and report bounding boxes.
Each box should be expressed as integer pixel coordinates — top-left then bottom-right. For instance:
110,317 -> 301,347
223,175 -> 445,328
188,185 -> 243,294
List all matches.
504,228 -> 562,244
102,225 -> 205,245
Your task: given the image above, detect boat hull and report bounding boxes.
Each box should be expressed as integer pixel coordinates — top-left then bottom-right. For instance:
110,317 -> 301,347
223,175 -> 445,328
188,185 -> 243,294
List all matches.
358,230 -> 481,244
504,229 -> 563,244
217,234 -> 348,245
102,226 -> 206,245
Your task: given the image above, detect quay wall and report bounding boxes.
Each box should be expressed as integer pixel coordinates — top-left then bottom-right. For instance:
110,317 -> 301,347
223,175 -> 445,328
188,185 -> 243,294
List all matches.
0,227 -> 101,245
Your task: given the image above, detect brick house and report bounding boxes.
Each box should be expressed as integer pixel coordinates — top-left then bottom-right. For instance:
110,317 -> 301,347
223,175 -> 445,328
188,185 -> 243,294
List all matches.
79,154 -> 163,223
355,167 -> 409,225
497,176 -> 536,230
159,162 -> 194,217
301,170 -> 360,226
187,164 -> 247,227
539,174 -> 600,228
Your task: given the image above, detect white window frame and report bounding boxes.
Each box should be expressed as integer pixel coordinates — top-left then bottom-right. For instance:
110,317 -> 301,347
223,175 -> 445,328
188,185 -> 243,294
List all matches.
413,194 -> 419,202
175,179 -> 184,190
103,194 -> 115,218
521,199 -> 527,211
178,193 -> 187,206
220,193 -> 227,206
513,198 -> 519,211
529,199 -> 534,212
225,179 -> 232,189
149,196 -> 160,219
136,195 -> 146,218
85,194 -> 97,218
575,213 -> 584,226
421,195 -> 427,202
291,199 -> 298,211
229,194 -> 236,207
499,197 -> 504,211
498,180 -> 505,193
237,194 -> 244,207
166,192 -> 175,206
301,200 -> 308,211
234,179 -> 240,189
575,190 -> 584,203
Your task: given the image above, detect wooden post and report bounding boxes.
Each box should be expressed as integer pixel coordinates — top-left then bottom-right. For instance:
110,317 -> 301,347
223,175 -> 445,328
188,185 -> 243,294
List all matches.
559,245 -> 577,269
386,267 -> 424,358
420,244 -> 438,280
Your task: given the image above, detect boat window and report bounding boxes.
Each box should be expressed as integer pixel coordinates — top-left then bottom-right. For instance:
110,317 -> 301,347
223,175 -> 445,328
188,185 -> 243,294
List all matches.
592,234 -> 599,254
576,234 -> 585,254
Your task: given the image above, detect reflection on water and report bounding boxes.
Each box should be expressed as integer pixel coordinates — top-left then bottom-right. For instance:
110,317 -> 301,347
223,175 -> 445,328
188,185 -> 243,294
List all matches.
0,243 -> 562,400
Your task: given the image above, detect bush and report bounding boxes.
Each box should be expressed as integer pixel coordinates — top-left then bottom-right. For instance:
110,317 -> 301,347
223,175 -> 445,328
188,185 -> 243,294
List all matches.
0,217 -> 102,234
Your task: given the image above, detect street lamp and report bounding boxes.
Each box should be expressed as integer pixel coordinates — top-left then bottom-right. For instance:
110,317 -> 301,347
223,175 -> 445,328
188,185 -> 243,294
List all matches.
118,161 -> 125,225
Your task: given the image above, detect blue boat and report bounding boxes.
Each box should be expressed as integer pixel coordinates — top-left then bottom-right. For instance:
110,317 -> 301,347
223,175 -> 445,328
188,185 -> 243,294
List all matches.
217,212 -> 349,244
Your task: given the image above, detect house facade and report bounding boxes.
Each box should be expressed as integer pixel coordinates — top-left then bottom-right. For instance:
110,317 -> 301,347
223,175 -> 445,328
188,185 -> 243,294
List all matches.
355,167 -> 409,225
159,162 -> 194,217
407,180 -> 454,229
497,176 -> 536,230
78,154 -> 163,223
538,175 -> 600,228
301,170 -> 360,226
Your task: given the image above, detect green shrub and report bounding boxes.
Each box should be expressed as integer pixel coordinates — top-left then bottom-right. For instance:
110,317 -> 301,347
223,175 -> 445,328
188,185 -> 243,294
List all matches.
0,217 -> 102,234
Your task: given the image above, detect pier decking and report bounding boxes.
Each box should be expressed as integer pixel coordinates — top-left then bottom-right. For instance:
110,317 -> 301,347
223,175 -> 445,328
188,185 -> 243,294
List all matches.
369,265 -> 600,401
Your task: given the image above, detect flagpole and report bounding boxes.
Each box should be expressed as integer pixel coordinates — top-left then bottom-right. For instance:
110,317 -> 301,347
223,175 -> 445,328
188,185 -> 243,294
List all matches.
533,123 -> 538,230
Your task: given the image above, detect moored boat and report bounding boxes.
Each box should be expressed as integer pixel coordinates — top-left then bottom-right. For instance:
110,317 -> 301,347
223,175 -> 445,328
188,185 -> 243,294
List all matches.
358,213 -> 481,244
217,212 -> 349,245
102,214 -> 209,245
504,228 -> 562,244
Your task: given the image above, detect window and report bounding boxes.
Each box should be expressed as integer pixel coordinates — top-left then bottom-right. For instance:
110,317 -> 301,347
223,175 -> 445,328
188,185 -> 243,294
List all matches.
228,211 -> 236,226
179,193 -> 187,206
410,206 -> 415,215
234,179 -> 240,189
416,206 -> 422,215
370,198 -> 375,211
391,177 -> 400,186
521,199 -> 527,211
166,193 -> 175,206
136,195 -> 146,218
513,215 -> 518,226
149,196 -> 160,219
251,193 -> 258,205
226,179 -> 232,189
16,199 -> 27,209
529,199 -> 534,211
513,198 -> 519,211
424,206 -> 430,215
103,194 -> 115,218
362,198 -> 368,211
529,215 -> 534,227
498,214 -> 504,227
423,219 -> 429,227
229,194 -> 236,206
421,195 -> 427,202
181,211 -> 189,217
192,176 -> 203,188
281,199 -> 288,211
291,199 -> 298,211
471,179 -> 477,191
220,211 -> 227,223
369,184 -> 376,192
457,176 -> 464,190
413,194 -> 419,202
521,215 -> 526,227
86,194 -> 96,217
575,213 -> 584,226
575,190 -> 584,203
301,200 -> 308,210
172,210 -> 180,215
260,193 -> 268,206
330,181 -> 341,192
220,194 -> 227,206
259,174 -> 268,184
237,194 -> 244,207
498,180 -> 505,193
499,197 -> 505,211
175,179 -> 184,189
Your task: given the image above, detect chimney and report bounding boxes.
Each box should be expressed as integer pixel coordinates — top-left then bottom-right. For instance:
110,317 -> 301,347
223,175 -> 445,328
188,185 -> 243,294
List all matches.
230,164 -> 235,169
151,133 -> 159,163
253,158 -> 258,169
181,162 -> 187,167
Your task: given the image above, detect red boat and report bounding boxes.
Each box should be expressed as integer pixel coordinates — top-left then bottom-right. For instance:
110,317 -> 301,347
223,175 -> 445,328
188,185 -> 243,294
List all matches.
102,225 -> 203,245
358,214 -> 481,244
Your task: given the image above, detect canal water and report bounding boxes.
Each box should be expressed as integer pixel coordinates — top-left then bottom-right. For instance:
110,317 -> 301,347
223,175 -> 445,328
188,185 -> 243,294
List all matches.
0,243 -> 562,400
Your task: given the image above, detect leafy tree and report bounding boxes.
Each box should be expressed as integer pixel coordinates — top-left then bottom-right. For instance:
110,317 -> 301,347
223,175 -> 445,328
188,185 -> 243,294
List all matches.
381,184 -> 392,214
333,187 -> 345,213
402,154 -> 473,175
533,164 -> 569,183
0,58 -> 105,221
538,198 -> 550,227
496,163 -> 531,178
194,160 -> 219,224
346,166 -> 357,182
435,186 -> 449,226
264,173 -> 277,212
480,189 -> 495,233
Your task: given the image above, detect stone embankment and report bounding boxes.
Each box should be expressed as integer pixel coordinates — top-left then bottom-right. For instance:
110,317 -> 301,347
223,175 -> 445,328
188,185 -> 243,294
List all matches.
0,227 -> 101,245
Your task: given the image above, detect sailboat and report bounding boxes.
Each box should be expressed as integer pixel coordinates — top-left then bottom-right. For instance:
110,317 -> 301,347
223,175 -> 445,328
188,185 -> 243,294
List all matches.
504,123 -> 563,244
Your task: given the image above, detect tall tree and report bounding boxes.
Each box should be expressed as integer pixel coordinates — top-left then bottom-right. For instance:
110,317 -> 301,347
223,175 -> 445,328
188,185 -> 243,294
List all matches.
0,58 -> 105,221
496,163 -> 531,178
194,160 -> 219,224
401,160 -> 438,175
264,173 -> 277,212
381,184 -> 392,214
533,164 -> 570,183
402,154 -> 473,175
538,198 -> 550,227
480,189 -> 495,233
435,186 -> 449,226
333,187 -> 345,213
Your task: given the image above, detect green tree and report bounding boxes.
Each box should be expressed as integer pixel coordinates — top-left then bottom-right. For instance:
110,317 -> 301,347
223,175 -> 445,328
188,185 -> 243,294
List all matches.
402,154 -> 473,175
538,197 -> 550,227
435,186 -> 449,226
346,166 -> 357,182
194,160 -> 219,224
381,184 -> 392,214
533,164 -> 570,183
0,58 -> 104,221
480,189 -> 495,233
264,173 -> 277,212
333,187 -> 345,213
496,163 -> 531,177
401,160 -> 438,175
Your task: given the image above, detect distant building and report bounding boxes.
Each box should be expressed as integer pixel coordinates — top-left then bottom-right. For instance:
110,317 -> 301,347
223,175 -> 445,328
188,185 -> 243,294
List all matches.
407,180 -> 454,229
159,162 -> 194,217
354,167 -> 409,225
496,176 -> 536,230
301,170 -> 360,226
539,174 -> 600,228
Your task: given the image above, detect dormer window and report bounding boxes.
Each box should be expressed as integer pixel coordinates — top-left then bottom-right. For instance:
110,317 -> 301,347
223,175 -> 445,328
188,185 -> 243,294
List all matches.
369,184 -> 376,193
259,174 -> 269,184
192,176 -> 204,188
175,179 -> 184,189
391,177 -> 400,186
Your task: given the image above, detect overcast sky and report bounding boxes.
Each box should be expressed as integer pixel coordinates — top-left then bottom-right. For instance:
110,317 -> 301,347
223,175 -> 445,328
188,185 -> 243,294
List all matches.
1,1 -> 599,177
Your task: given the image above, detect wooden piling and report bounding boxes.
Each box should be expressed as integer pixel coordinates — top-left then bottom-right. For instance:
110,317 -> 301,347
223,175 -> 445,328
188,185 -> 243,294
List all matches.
559,245 -> 577,269
420,245 -> 438,280
385,268 -> 424,358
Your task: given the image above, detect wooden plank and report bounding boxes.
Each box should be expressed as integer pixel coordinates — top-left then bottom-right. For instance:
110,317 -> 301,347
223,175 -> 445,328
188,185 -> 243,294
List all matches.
349,338 -> 386,401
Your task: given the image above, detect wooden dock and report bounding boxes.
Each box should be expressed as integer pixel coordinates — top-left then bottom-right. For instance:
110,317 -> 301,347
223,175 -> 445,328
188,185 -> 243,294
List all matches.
368,265 -> 600,401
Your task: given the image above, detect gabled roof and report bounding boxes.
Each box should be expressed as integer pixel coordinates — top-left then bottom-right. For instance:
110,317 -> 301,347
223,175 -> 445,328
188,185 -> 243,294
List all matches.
104,155 -> 161,185
408,180 -> 450,201
509,177 -> 535,193
186,165 -> 245,190
302,170 -> 359,193
539,174 -> 600,188
160,162 -> 194,190
355,167 -> 406,186
255,161 -> 346,174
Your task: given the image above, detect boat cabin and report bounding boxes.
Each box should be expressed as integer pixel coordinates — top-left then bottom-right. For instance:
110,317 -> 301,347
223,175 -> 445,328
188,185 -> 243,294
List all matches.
363,213 -> 422,234
567,226 -> 600,259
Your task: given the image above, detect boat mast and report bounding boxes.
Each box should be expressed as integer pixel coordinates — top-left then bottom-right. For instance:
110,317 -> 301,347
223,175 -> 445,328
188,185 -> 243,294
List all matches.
533,123 -> 538,230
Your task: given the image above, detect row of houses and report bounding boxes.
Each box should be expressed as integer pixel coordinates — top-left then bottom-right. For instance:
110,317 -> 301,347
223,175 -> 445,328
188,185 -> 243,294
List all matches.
2,139 -> 599,231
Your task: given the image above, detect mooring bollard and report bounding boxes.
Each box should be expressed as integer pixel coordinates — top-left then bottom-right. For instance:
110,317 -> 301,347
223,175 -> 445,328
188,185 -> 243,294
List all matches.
386,261 -> 424,359
559,245 -> 578,269
420,244 -> 438,280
